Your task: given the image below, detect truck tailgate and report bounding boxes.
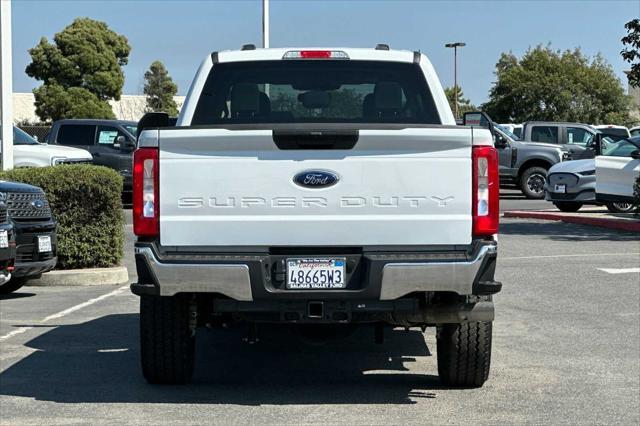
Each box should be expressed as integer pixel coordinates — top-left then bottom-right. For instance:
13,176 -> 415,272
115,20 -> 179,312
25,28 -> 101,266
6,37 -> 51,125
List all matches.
158,127 -> 473,247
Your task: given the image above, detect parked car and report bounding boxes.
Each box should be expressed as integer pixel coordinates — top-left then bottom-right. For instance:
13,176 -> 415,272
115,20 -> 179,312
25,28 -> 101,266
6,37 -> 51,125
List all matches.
492,123 -> 564,199
131,47 -> 502,387
0,126 -> 92,168
0,193 -> 17,293
593,125 -> 630,138
521,121 -> 597,159
545,157 -> 634,213
46,119 -> 137,196
0,181 -> 57,292
595,136 -> 640,206
630,126 -> 640,137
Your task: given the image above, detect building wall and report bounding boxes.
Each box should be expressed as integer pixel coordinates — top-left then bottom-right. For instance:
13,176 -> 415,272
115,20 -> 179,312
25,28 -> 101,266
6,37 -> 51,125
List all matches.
12,92 -> 186,123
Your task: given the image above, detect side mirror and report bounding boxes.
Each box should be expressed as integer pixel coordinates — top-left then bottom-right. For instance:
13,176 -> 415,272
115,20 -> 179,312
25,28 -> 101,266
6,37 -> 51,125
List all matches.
462,111 -> 495,136
137,112 -> 170,141
631,149 -> 640,160
589,133 -> 602,155
113,135 -> 136,150
494,134 -> 508,149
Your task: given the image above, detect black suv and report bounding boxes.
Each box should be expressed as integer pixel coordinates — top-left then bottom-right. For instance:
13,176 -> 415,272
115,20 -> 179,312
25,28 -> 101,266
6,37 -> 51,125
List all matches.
0,181 -> 57,291
46,119 -> 137,197
0,193 -> 17,293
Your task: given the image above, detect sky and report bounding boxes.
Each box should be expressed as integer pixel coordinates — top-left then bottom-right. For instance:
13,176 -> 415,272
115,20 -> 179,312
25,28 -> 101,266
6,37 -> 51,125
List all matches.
7,0 -> 639,105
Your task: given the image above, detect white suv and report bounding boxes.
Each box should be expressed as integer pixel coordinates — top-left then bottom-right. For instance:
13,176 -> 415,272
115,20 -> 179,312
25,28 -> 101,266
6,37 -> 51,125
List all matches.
3,126 -> 92,167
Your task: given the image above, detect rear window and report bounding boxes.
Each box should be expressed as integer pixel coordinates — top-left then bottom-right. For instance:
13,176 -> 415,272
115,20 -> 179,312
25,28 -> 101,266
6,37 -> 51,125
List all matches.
56,125 -> 95,146
530,126 -> 559,144
191,60 -> 440,125
598,127 -> 629,137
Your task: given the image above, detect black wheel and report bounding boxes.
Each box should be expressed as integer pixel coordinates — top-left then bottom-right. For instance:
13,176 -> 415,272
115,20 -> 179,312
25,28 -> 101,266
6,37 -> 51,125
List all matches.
520,167 -> 548,199
605,202 -> 635,213
0,277 -> 29,295
140,294 -> 195,384
553,202 -> 583,213
437,321 -> 492,388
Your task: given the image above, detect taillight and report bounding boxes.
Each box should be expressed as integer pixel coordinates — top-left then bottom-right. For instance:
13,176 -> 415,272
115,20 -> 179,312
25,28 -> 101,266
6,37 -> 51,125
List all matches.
133,148 -> 159,237
472,145 -> 499,237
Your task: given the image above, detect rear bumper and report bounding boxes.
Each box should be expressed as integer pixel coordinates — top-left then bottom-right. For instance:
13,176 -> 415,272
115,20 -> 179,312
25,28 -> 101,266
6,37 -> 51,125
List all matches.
131,240 -> 500,300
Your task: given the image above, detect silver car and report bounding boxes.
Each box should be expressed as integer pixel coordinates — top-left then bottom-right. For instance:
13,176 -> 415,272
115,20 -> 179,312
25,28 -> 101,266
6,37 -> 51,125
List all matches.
545,158 -> 634,213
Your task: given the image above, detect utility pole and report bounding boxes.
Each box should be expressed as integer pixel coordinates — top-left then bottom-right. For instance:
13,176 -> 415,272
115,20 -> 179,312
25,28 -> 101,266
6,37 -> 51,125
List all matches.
262,0 -> 269,48
445,42 -> 466,119
0,0 -> 14,171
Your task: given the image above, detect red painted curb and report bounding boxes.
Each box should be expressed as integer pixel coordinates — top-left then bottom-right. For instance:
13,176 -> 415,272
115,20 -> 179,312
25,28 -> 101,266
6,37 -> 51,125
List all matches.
503,211 -> 640,233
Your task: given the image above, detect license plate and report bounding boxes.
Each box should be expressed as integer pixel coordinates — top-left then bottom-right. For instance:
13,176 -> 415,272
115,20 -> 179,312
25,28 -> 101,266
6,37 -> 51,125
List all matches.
554,184 -> 566,193
286,258 -> 346,289
38,235 -> 52,253
0,230 -> 7,249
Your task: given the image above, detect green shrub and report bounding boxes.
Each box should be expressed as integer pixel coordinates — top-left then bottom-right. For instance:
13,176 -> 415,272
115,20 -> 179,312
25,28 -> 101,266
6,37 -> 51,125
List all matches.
0,165 -> 124,269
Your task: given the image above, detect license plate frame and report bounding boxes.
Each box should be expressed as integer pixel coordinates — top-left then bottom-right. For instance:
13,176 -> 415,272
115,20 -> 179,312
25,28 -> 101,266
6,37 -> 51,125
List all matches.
286,258 -> 346,289
0,230 -> 7,249
37,235 -> 52,253
554,184 -> 567,194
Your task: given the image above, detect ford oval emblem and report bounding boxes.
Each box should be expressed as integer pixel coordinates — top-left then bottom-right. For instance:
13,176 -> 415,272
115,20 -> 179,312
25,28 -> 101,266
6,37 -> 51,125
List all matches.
31,200 -> 44,209
293,170 -> 339,188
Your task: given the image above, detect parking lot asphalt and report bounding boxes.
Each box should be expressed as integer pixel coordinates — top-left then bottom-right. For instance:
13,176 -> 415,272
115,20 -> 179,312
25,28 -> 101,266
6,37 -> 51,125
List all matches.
1,209 -> 639,424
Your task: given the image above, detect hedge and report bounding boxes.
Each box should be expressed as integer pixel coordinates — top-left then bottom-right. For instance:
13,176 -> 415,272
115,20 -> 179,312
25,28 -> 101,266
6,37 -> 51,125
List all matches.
0,165 -> 124,269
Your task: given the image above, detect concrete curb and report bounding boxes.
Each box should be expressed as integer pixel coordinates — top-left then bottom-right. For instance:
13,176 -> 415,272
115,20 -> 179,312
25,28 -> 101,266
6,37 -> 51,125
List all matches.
504,211 -> 640,232
27,266 -> 129,287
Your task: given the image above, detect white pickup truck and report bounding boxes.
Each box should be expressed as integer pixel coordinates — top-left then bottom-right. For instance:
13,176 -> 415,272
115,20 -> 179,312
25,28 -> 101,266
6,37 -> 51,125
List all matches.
131,46 -> 502,387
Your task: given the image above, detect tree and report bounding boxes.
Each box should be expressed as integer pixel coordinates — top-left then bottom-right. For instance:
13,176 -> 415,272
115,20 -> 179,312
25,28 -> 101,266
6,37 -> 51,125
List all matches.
26,18 -> 131,122
621,18 -> 640,88
444,85 -> 477,116
482,46 -> 630,125
143,61 -> 179,115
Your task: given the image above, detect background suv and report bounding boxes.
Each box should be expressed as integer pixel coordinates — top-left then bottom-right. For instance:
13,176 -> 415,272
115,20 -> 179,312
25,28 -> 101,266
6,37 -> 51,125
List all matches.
46,119 -> 137,197
0,181 -> 57,291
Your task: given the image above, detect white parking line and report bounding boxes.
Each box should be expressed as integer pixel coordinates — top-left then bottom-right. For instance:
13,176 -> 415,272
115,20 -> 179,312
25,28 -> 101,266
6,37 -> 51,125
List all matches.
501,253 -> 640,261
0,285 -> 129,341
597,268 -> 640,274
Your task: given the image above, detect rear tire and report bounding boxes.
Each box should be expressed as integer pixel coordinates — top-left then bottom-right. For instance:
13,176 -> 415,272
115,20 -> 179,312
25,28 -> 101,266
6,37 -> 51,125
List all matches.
437,321 -> 492,388
553,202 -> 583,213
520,166 -> 548,199
140,294 -> 195,384
605,202 -> 634,213
0,277 -> 29,295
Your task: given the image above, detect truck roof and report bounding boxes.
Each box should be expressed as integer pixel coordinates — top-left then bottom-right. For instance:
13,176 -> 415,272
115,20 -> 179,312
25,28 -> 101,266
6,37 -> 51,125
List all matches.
212,47 -> 420,64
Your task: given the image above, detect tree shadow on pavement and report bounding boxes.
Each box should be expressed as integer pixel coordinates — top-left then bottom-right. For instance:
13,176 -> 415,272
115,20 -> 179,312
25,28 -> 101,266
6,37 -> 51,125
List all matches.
0,314 -> 443,405
500,219 -> 640,242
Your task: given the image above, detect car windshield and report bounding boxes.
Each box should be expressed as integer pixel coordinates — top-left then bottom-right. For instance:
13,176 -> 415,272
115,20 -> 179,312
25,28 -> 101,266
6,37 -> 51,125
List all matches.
192,60 -> 440,125
602,138 -> 640,157
13,127 -> 39,145
123,125 -> 137,136
496,125 -> 520,141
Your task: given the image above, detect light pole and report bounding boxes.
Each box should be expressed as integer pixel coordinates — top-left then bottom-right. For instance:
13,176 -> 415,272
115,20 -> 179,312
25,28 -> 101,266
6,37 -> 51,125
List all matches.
262,0 -> 269,48
0,0 -> 14,171
445,42 -> 466,119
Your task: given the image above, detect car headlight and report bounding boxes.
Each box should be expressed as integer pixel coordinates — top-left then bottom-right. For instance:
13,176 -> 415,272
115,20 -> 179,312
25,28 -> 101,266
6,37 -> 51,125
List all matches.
51,157 -> 68,166
562,152 -> 571,161
578,170 -> 595,176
